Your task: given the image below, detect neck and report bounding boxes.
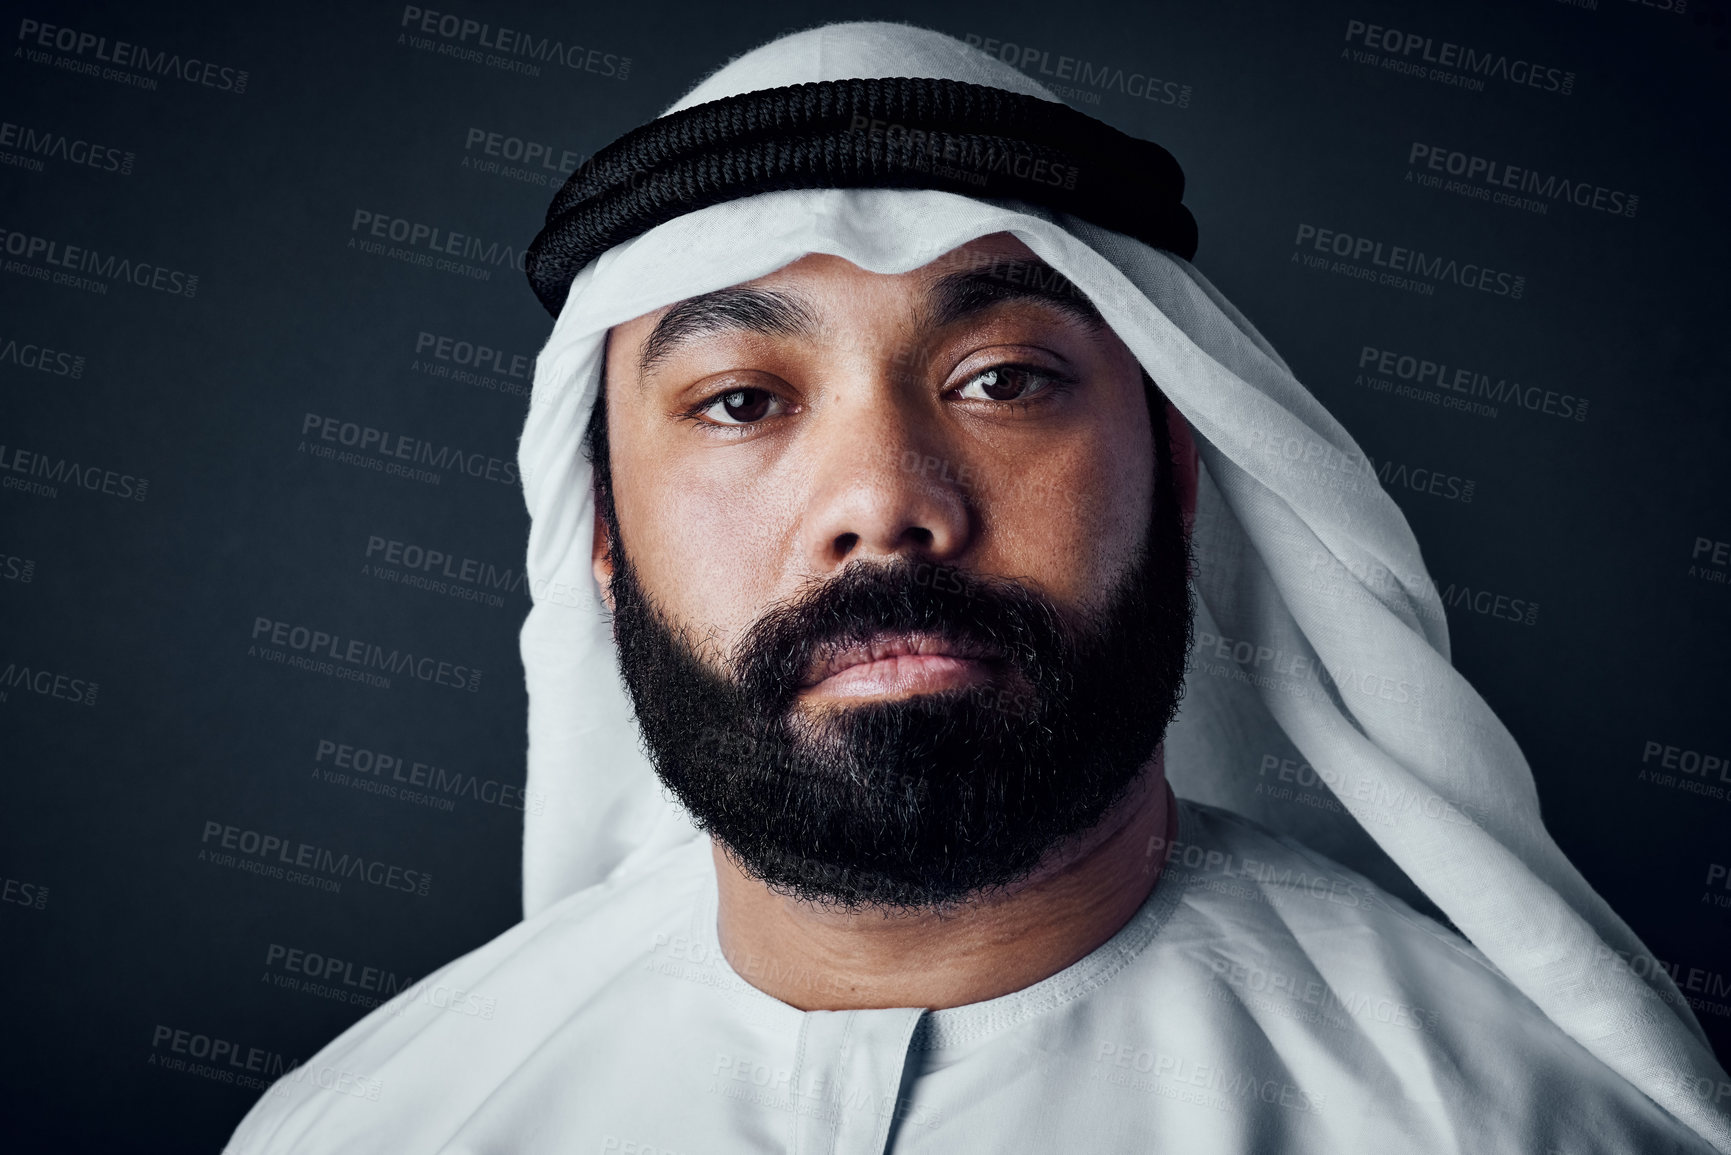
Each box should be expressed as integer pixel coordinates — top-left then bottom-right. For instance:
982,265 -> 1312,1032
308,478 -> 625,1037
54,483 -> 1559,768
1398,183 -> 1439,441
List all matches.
711,755 -> 1177,1012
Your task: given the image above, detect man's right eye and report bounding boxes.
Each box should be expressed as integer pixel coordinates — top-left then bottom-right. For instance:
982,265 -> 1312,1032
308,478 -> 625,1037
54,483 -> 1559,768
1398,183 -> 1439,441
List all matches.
696,388 -> 784,426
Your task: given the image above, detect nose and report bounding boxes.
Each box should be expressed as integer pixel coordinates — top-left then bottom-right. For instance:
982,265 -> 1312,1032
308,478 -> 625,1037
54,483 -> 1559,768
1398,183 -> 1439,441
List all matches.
798,389 -> 973,572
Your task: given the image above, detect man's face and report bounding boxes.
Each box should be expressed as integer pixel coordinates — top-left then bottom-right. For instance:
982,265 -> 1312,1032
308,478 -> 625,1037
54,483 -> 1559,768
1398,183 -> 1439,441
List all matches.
594,233 -> 1196,908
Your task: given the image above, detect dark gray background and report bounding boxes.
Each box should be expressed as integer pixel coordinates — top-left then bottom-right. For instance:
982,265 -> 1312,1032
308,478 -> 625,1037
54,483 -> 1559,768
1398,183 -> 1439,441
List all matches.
2,0 -> 1727,1150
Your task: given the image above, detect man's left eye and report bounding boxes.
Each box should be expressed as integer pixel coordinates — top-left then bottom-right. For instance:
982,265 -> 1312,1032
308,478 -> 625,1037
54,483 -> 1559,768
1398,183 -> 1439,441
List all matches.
954,366 -> 1060,403
698,388 -> 784,425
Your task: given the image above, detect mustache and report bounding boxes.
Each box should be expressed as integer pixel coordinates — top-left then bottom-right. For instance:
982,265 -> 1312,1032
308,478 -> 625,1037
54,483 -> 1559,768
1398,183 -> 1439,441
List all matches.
730,558 -> 1075,711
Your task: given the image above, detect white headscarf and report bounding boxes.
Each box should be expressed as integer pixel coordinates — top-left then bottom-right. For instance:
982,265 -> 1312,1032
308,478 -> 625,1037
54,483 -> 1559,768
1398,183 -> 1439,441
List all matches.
514,22 -> 1730,1150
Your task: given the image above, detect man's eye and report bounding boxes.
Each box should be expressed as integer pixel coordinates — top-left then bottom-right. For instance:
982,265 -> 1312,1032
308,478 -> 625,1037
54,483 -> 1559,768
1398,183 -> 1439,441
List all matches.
698,388 -> 782,425
954,366 -> 1061,403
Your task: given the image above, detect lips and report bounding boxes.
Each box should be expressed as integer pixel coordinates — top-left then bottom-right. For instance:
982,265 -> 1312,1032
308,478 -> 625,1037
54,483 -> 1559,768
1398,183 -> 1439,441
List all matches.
799,630 -> 1003,691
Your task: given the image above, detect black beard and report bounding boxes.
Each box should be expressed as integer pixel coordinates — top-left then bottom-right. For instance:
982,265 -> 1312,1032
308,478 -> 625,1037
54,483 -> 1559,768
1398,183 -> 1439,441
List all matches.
603,469 -> 1193,911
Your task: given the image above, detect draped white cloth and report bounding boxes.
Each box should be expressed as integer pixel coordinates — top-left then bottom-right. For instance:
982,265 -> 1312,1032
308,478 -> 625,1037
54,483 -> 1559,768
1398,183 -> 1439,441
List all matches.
510,22 -> 1730,1150
226,801 -> 1719,1154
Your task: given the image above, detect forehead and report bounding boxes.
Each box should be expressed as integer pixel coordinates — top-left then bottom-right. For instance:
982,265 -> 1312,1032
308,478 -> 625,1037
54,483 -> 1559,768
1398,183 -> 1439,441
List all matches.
607,232 -> 1102,370
708,231 -> 1042,300
737,231 -> 1044,292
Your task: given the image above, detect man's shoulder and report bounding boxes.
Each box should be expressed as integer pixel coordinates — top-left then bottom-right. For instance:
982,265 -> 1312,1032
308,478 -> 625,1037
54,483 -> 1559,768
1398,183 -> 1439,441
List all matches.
1163,799 -> 1528,1020
1139,802 -> 1712,1151
1171,799 -> 1480,948
223,834 -> 712,1155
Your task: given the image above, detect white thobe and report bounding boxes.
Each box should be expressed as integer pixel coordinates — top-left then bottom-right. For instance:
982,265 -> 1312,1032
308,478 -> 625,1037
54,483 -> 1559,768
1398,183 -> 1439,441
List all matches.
226,801 -> 1714,1153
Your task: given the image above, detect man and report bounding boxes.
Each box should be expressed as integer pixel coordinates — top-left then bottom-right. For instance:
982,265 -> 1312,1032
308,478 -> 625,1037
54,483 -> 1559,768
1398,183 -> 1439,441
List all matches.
227,22 -> 1730,1154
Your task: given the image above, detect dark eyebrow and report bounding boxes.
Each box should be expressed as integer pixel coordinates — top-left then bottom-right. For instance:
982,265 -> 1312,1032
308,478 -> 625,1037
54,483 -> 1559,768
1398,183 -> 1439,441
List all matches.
925,257 -> 1105,331
638,286 -> 820,377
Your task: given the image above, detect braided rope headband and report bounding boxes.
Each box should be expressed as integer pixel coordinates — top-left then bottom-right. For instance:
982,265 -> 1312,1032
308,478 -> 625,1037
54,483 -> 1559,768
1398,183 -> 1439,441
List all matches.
524,76 -> 1198,316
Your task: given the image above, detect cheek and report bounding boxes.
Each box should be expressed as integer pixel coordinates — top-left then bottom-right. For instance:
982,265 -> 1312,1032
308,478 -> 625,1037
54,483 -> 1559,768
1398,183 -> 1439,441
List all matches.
611,445 -> 799,654
977,407 -> 1154,607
